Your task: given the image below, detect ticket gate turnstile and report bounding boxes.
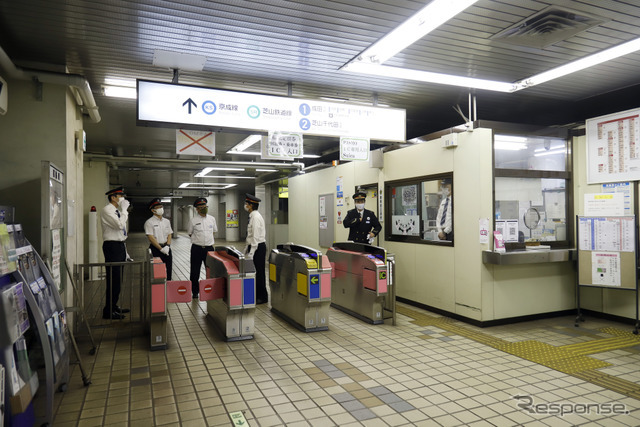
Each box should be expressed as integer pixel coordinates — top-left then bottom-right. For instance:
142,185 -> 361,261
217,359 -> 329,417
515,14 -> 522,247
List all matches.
326,242 -> 388,324
205,246 -> 256,341
269,243 -> 332,332
147,253 -> 168,350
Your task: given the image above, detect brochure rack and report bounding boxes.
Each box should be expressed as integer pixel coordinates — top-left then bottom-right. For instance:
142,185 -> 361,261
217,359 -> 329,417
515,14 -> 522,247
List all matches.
0,221 -> 69,426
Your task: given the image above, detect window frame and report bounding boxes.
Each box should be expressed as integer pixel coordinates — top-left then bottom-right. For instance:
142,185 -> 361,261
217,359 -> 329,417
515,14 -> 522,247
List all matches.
492,130 -> 573,250
384,172 -> 454,246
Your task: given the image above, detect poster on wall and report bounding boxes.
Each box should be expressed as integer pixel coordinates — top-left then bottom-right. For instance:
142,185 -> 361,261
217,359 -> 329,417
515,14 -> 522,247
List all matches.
226,209 -> 239,228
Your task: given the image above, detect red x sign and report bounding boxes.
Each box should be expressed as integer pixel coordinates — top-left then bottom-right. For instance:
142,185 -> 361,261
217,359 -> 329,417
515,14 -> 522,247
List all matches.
176,129 -> 215,155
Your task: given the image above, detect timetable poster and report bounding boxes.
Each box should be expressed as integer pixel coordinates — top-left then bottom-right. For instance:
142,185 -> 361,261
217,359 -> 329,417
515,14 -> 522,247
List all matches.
578,217 -> 635,252
586,108 -> 640,184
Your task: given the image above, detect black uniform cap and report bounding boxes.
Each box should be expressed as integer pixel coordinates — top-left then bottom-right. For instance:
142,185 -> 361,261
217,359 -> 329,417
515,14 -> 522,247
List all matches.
105,186 -> 125,197
194,197 -> 208,207
353,192 -> 366,201
149,198 -> 162,210
245,193 -> 261,203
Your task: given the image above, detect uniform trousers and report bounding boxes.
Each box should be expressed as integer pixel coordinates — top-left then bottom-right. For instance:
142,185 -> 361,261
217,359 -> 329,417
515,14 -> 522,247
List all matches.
190,244 -> 213,297
249,242 -> 267,302
149,244 -> 172,281
103,240 -> 126,314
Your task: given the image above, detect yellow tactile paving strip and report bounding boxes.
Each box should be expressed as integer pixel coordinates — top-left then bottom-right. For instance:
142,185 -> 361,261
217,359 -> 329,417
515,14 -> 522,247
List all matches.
397,305 -> 640,400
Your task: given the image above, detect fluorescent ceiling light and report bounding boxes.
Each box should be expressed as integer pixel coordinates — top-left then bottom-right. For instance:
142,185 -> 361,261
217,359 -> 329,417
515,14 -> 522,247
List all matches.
195,166 -> 245,177
495,135 -> 527,143
228,135 -> 262,153
515,36 -> 640,90
227,151 -> 261,156
534,145 -> 564,153
256,168 -> 277,172
179,183 -> 237,189
356,0 -> 479,64
303,154 -> 320,158
105,78 -> 136,87
494,141 -> 527,150
534,148 -> 565,157
342,62 -> 515,92
198,175 -> 255,179
103,86 -> 137,99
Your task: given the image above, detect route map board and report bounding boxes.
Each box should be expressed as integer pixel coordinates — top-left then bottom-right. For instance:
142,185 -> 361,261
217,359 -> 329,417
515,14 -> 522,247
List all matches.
586,108 -> 640,184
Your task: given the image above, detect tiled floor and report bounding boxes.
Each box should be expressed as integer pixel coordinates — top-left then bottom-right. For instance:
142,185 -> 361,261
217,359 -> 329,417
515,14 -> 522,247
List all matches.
48,232 -> 640,426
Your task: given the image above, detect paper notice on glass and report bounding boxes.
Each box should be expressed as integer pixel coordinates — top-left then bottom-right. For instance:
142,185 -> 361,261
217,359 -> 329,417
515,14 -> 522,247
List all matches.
319,196 -> 326,216
584,193 -> 624,216
592,252 -> 621,287
479,218 -> 489,244
51,229 -> 62,289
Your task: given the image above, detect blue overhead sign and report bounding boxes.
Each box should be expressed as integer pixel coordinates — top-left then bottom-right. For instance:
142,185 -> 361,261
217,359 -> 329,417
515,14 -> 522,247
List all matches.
137,80 -> 406,141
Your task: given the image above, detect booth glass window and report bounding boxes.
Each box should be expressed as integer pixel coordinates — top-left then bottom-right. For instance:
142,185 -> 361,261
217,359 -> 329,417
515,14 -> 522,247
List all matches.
385,173 -> 453,245
494,133 -> 571,248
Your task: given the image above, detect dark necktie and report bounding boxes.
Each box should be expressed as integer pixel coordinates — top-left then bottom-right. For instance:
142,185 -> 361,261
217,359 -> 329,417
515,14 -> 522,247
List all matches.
440,198 -> 448,226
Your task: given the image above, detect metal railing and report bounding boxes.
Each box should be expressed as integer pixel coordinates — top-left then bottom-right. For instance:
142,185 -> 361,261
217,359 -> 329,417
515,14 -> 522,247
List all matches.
72,260 -> 147,331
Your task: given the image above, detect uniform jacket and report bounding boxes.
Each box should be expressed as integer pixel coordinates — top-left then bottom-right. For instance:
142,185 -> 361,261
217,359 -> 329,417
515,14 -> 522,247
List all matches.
343,208 -> 382,243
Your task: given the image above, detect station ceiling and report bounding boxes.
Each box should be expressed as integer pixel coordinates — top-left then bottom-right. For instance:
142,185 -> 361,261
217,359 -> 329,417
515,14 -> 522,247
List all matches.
1,0 -> 640,198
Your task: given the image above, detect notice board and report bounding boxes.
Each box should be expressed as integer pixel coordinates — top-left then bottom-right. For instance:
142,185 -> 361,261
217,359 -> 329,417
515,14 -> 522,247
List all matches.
586,108 -> 640,184
577,216 -> 636,289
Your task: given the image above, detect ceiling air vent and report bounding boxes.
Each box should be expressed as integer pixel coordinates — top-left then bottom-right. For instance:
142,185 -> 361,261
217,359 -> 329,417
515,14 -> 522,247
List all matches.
491,6 -> 607,49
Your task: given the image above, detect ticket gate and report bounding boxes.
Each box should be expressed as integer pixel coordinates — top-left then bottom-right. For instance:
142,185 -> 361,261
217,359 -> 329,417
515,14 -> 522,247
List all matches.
326,242 -> 388,324
269,243 -> 332,332
147,253 -> 168,351
204,246 -> 256,341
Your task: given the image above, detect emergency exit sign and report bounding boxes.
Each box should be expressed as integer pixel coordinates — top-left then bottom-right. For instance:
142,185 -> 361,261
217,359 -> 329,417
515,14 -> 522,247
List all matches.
137,80 -> 406,141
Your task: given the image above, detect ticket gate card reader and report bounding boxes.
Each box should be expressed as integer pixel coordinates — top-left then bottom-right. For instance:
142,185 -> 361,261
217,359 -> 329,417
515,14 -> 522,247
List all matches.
269,243 -> 331,332
327,242 -> 388,324
205,246 -> 256,341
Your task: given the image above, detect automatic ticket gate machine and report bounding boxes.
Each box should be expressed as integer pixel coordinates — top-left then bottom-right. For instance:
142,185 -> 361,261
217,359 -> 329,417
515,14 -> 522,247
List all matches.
204,246 -> 256,341
326,242 -> 388,324
147,252 -> 168,351
269,243 -> 332,332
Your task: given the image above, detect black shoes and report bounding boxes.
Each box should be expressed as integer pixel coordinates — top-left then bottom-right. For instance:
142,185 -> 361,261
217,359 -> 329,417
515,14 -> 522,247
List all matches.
103,311 -> 126,320
115,306 -> 130,313
256,299 -> 268,305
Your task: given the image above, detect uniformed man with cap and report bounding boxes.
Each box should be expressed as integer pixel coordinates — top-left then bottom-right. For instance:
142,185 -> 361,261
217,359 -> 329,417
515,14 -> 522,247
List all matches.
435,178 -> 453,241
187,197 -> 217,299
101,186 -> 131,319
343,191 -> 382,244
144,198 -> 173,280
244,193 -> 268,304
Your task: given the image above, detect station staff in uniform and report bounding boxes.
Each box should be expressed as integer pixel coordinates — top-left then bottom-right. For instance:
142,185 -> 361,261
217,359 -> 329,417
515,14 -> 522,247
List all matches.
343,191 -> 382,244
144,198 -> 173,280
101,186 -> 131,320
244,194 -> 267,304
436,179 -> 453,241
188,197 -> 217,299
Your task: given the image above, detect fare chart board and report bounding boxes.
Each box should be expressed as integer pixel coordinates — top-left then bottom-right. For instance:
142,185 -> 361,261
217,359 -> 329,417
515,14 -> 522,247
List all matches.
577,216 -> 636,289
586,108 -> 640,184
137,80 -> 406,142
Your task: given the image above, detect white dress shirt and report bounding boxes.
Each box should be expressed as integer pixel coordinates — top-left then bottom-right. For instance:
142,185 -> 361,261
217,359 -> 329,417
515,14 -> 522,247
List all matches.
101,203 -> 128,242
435,196 -> 452,236
246,210 -> 266,256
144,215 -> 173,244
188,214 -> 217,246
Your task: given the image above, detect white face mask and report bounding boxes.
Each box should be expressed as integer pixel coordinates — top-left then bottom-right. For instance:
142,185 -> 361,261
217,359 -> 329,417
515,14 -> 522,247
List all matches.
154,208 -> 164,216
117,196 -> 126,206
244,204 -> 249,212
442,188 -> 450,197
355,203 -> 365,211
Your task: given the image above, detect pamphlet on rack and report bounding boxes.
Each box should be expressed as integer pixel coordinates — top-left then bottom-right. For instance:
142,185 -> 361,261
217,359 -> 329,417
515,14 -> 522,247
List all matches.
0,224 -> 16,272
493,231 -> 506,253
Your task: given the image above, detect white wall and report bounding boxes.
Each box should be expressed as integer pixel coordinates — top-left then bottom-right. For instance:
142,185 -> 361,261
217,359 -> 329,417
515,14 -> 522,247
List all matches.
0,77 -> 84,307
